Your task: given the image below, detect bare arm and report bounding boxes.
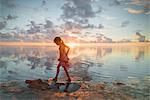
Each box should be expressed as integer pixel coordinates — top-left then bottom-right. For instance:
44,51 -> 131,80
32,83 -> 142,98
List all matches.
65,45 -> 70,55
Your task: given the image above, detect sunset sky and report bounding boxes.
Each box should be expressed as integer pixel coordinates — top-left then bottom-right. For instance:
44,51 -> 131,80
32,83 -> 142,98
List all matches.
0,0 -> 149,42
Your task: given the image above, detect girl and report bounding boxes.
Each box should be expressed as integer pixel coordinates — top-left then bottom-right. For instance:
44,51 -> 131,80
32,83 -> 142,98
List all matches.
53,37 -> 71,82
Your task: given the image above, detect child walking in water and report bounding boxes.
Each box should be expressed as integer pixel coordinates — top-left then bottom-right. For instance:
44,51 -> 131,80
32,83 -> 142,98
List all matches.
53,37 -> 71,82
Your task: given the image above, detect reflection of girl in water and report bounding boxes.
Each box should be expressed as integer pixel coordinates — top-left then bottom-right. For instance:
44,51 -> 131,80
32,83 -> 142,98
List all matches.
53,37 -> 71,82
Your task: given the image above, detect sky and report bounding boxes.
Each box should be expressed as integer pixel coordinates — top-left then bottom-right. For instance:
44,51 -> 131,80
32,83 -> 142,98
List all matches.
0,0 -> 149,42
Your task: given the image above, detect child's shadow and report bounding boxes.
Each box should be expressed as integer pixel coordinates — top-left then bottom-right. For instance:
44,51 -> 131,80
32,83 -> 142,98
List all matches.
25,79 -> 81,93
49,80 -> 81,93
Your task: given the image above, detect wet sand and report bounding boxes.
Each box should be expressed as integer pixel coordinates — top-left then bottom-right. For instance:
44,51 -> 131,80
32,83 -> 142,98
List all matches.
0,76 -> 149,100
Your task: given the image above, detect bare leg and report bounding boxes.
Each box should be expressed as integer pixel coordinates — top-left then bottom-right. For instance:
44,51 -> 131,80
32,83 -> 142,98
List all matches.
63,66 -> 71,82
53,63 -> 61,81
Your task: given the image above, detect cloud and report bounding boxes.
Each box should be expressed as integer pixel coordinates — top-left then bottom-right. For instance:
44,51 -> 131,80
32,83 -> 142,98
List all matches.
83,24 -> 95,29
95,6 -> 103,13
130,0 -> 143,5
144,3 -> 150,9
44,20 -> 53,28
98,24 -> 104,29
61,0 -> 102,22
109,0 -> 121,6
144,3 -> 150,13
108,0 -> 132,6
133,32 -> 145,42
62,21 -> 84,30
60,21 -> 82,34
135,30 -> 143,32
41,0 -> 46,7
145,11 -> 150,14
127,0 -> 150,14
74,18 -> 89,24
6,14 -> 18,20
100,15 -> 116,20
26,21 -> 41,34
0,32 -> 16,41
22,20 -> 63,41
0,19 -> 80,42
60,21 -> 104,35
121,21 -> 130,27
29,33 -> 48,40
119,39 -> 131,42
23,19 -> 57,40
60,0 -> 104,32
64,22 -> 81,30
127,8 -> 145,14
0,21 -> 7,30
1,0 -> 16,8
129,0 -> 149,5
83,23 -> 104,29
96,34 -> 112,43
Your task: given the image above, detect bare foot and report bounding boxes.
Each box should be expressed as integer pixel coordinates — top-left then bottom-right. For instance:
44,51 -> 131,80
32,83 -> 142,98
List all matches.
66,78 -> 71,83
52,78 -> 57,82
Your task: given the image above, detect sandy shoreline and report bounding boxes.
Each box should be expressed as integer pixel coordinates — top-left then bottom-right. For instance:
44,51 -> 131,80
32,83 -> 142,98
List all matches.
0,42 -> 149,46
0,76 -> 149,100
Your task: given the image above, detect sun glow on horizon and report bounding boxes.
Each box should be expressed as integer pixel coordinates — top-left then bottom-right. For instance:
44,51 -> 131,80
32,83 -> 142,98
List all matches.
67,43 -> 78,48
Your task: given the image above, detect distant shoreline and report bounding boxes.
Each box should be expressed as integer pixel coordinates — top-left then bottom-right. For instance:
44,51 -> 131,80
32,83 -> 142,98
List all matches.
0,42 -> 55,46
0,42 -> 149,46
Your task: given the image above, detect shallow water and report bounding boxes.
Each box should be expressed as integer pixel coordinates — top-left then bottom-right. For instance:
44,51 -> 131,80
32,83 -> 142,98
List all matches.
0,44 -> 150,99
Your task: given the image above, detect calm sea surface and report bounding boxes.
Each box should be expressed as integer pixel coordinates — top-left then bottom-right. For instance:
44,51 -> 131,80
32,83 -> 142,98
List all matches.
0,44 -> 149,98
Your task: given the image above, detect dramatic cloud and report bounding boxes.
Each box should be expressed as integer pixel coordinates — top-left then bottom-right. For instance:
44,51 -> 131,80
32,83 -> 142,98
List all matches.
62,0 -> 94,18
0,21 -> 7,30
121,21 -> 130,27
61,0 -> 102,23
60,0 -> 104,32
0,0 -> 148,42
133,32 -> 145,42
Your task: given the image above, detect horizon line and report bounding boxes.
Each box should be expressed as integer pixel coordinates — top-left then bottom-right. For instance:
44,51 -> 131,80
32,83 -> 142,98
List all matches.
0,41 -> 149,46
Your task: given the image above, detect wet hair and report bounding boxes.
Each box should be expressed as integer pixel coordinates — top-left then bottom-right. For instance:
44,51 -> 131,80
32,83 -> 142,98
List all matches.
54,37 -> 61,43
